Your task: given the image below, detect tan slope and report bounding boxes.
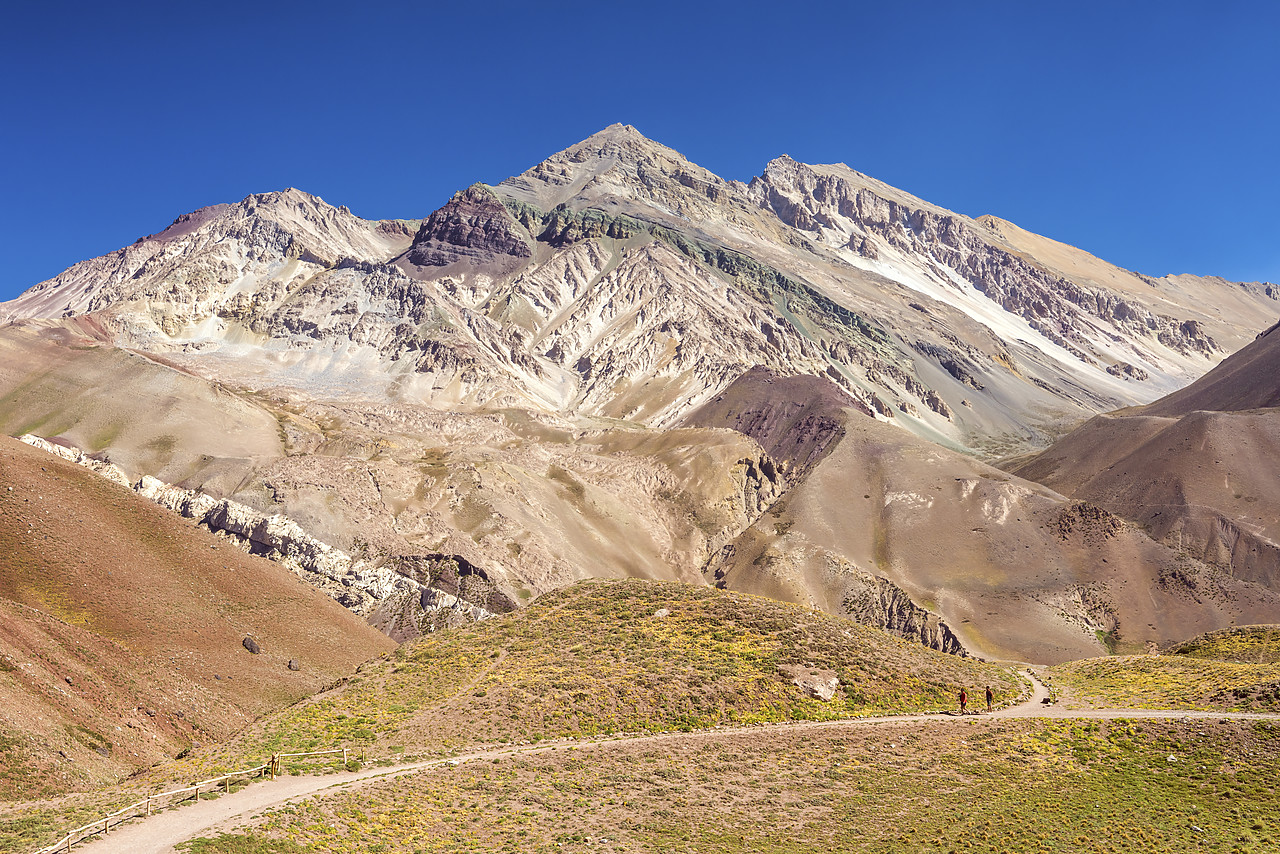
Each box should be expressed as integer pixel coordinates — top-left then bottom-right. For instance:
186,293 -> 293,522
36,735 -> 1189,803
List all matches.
977,216 -> 1278,356
1006,321 -> 1280,587
0,435 -> 394,798
1135,319 -> 1280,416
0,319 -> 283,488
1001,412 -> 1177,497
0,322 -> 781,615
698,373 -> 1280,664
1017,409 -> 1280,585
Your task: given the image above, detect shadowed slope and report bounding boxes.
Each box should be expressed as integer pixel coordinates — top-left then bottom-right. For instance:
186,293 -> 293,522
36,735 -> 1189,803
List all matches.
1136,319 -> 1280,416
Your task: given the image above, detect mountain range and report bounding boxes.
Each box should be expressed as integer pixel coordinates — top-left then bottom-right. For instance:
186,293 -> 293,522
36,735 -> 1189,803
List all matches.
2,123 -> 1277,665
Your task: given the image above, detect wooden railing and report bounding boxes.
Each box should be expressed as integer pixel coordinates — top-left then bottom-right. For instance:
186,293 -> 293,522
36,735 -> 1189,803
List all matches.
35,747 -> 361,853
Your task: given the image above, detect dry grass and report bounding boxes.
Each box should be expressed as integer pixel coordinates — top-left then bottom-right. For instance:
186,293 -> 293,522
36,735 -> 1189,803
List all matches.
1051,627 -> 1280,711
171,579 -> 1023,782
1171,626 -> 1280,665
181,718 -> 1280,854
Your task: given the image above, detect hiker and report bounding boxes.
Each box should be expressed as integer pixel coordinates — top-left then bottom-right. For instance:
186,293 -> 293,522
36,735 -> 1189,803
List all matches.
985,686 -> 993,713
959,687 -> 967,713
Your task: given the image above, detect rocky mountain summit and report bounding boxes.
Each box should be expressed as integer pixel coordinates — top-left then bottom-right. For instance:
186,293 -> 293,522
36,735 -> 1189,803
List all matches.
2,124 -> 1278,662
6,125 -> 1274,451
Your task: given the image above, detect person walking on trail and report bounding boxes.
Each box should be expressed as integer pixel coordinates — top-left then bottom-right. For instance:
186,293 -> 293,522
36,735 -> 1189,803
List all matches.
959,687 -> 968,714
985,686 -> 993,713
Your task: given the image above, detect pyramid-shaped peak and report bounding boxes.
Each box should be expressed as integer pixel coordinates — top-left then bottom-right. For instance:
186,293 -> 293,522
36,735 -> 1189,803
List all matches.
240,187 -> 330,210
498,124 -> 714,211
563,123 -> 685,162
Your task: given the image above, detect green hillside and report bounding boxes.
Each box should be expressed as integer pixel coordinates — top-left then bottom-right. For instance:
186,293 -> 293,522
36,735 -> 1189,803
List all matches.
1052,626 -> 1280,711
184,579 -> 1024,777
1170,626 -> 1280,664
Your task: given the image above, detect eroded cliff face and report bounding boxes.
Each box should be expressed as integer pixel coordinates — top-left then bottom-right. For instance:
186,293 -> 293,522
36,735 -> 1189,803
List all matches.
19,434 -> 495,638
836,559 -> 968,656
750,156 -> 1220,361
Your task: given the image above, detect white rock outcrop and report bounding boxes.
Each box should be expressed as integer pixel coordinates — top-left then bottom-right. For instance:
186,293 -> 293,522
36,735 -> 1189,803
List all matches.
18,434 -> 131,487
20,435 -> 493,631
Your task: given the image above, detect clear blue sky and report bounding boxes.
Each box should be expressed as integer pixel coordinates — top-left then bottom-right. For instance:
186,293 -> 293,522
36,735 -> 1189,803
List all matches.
2,1 -> 1277,301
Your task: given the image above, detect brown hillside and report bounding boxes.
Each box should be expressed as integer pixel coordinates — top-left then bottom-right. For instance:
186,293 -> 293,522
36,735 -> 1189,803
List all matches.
0,436 -> 394,798
698,375 -> 1280,663
680,366 -> 853,476
1136,318 -> 1280,417
1007,321 -> 1280,589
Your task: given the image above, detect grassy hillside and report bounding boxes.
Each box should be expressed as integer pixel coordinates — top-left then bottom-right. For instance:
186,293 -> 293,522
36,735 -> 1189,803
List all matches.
176,579 -> 1024,779
1171,626 -> 1280,664
185,717 -> 1280,854
1052,627 -> 1280,711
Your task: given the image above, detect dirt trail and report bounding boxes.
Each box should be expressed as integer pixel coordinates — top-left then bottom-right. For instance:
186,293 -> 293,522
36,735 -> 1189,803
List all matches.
62,671 -> 1280,854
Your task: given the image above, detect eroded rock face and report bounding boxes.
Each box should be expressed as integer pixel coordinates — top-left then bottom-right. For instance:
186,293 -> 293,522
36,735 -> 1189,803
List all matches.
749,156 -> 1220,359
367,586 -> 493,643
7,126 -> 1274,457
18,435 -> 131,488
23,436 -> 495,637
405,184 -> 533,268
838,567 -> 968,657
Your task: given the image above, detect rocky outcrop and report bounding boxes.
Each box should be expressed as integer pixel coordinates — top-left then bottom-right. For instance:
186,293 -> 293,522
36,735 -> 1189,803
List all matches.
390,553 -> 517,614
778,663 -> 840,701
17,435 -> 131,487
838,565 -> 968,657
750,156 -> 1220,359
367,586 -> 492,643
133,473 -> 497,627
1107,362 -> 1151,381
19,434 -> 494,638
707,533 -> 968,657
405,184 -> 533,268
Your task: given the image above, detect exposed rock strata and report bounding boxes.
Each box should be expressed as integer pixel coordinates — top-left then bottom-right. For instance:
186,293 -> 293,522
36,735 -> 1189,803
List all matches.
836,562 -> 968,657
9,126 -> 1274,456
17,434 -> 494,636
751,155 -> 1220,358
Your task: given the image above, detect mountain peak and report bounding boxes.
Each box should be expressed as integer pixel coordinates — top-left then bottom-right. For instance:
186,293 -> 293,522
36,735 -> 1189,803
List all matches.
237,187 -> 332,213
498,124 -> 712,213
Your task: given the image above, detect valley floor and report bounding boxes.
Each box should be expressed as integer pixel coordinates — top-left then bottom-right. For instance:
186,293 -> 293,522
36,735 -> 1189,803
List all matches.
60,673 -> 1280,854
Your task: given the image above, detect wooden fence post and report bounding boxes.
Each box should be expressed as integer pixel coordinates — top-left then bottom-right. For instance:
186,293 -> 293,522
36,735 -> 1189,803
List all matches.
146,795 -> 151,816
343,748 -> 348,767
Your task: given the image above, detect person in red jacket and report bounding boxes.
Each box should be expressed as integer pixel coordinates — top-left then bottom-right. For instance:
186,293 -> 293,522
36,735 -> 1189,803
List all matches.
986,685 -> 994,712
959,687 -> 968,713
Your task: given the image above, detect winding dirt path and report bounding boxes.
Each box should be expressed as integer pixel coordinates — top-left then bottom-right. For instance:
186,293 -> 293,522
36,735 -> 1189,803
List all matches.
64,670 -> 1280,854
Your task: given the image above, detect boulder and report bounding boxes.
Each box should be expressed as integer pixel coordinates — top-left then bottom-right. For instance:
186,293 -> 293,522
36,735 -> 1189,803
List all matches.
778,663 -> 840,701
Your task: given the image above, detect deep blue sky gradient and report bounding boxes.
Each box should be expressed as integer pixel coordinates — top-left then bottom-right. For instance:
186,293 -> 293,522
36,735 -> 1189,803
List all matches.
2,1 -> 1277,301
